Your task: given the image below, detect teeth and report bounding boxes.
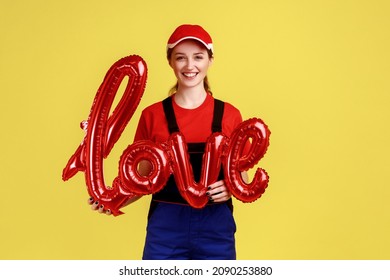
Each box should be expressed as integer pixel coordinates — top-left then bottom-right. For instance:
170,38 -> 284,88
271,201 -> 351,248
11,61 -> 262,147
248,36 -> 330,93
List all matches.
183,73 -> 197,77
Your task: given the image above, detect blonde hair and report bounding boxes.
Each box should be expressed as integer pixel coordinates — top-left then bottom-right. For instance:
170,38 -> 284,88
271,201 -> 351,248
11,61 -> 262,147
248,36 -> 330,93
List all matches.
167,47 -> 214,96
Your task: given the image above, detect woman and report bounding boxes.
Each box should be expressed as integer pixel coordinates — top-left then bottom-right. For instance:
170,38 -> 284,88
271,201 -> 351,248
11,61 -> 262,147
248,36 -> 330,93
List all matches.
91,24 -> 247,260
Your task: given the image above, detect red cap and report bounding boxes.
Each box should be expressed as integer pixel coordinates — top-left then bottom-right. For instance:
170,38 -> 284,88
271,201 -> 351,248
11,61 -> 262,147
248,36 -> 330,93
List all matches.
167,24 -> 213,53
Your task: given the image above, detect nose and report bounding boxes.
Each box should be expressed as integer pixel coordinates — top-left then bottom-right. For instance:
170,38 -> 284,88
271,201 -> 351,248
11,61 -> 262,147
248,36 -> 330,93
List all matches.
186,58 -> 195,69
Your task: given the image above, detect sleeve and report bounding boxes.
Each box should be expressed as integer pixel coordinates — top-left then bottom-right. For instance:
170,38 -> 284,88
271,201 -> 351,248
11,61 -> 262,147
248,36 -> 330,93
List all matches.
222,102 -> 245,136
133,111 -> 149,142
223,102 -> 251,155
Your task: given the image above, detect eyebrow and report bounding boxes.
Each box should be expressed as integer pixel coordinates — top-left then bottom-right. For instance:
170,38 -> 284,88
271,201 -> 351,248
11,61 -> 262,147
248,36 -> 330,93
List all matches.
173,52 -> 206,56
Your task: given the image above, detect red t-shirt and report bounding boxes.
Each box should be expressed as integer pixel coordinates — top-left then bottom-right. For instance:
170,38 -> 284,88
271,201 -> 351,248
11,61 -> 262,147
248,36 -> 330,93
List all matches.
134,94 -> 244,143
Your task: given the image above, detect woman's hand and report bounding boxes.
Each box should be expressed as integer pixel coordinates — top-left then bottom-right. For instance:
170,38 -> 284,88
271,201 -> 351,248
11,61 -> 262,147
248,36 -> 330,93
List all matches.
207,180 -> 231,203
87,195 -> 142,215
88,197 -> 112,215
206,172 -> 248,203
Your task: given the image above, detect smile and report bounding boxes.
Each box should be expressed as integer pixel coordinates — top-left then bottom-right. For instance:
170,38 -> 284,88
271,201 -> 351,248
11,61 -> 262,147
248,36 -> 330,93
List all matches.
183,72 -> 198,78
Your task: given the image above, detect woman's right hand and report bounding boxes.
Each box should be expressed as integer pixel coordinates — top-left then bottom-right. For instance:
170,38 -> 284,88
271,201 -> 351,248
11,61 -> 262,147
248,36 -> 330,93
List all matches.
87,195 -> 142,215
87,197 -> 112,215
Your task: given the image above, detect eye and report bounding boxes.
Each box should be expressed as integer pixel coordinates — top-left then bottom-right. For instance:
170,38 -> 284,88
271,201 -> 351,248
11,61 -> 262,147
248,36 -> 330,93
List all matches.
175,56 -> 186,61
195,55 -> 204,60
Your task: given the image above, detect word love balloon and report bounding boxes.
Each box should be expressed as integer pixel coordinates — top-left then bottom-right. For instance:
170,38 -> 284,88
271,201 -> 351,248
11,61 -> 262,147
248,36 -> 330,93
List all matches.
62,55 -> 271,216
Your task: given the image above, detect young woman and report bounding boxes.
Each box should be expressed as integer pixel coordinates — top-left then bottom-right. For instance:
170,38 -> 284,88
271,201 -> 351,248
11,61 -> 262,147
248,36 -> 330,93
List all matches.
91,24 -> 247,260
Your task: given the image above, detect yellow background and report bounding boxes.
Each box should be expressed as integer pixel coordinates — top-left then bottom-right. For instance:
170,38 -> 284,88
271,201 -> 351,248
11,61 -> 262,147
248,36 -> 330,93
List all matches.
1,0 -> 389,260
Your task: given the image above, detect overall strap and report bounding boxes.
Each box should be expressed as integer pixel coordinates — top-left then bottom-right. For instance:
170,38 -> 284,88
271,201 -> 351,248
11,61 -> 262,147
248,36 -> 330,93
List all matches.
162,96 -> 225,134
212,99 -> 225,133
162,97 -> 179,133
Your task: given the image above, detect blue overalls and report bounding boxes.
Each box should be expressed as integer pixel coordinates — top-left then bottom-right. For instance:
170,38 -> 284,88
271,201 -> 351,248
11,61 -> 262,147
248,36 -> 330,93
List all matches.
142,97 -> 236,260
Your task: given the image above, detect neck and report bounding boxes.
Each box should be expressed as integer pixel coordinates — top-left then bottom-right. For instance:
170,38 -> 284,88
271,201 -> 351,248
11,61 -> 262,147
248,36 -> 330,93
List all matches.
174,86 -> 208,109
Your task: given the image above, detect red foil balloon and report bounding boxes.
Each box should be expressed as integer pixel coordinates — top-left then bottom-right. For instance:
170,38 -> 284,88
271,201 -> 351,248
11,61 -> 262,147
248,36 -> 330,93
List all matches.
62,55 -> 147,216
223,118 -> 271,203
168,133 -> 209,208
118,140 -> 171,195
167,133 -> 227,208
201,133 -> 226,187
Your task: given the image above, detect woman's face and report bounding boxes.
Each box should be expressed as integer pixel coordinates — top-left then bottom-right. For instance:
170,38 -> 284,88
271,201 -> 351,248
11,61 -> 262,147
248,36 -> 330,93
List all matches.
169,40 -> 213,91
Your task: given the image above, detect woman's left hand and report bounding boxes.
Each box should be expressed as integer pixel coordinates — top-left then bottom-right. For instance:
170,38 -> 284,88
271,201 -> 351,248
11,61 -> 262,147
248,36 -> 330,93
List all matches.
206,180 -> 231,203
